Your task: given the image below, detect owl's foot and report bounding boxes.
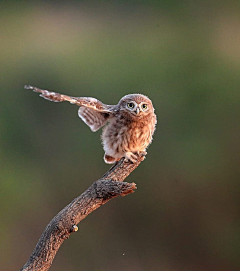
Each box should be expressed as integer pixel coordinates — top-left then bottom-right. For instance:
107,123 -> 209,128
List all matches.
137,150 -> 147,157
124,152 -> 139,163
105,151 -> 146,164
124,151 -> 147,163
104,154 -> 117,164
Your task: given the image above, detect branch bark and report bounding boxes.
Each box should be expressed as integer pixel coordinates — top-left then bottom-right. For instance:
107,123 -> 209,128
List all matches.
19,155 -> 145,271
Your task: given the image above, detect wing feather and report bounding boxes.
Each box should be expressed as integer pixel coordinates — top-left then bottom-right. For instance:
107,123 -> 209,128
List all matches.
78,107 -> 110,132
24,85 -> 114,131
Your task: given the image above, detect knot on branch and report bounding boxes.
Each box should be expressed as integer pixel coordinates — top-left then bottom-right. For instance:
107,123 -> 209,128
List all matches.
94,180 -> 137,200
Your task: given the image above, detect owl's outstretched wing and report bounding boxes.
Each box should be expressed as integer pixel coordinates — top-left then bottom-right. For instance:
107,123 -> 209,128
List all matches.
25,85 -> 114,131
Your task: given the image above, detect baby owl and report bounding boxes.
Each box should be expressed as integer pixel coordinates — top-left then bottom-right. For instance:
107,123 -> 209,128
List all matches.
25,85 -> 157,164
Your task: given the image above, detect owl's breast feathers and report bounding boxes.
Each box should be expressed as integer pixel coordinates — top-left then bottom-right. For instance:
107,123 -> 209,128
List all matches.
128,114 -> 156,150
102,113 -> 156,156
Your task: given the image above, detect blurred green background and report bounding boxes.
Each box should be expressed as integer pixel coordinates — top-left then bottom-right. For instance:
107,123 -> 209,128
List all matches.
1,1 -> 240,270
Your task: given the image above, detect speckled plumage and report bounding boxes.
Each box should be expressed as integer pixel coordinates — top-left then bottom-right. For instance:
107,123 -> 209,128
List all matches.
26,85 -> 157,164
100,94 -> 156,163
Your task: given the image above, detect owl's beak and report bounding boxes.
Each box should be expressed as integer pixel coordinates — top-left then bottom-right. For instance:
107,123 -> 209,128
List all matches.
135,107 -> 140,115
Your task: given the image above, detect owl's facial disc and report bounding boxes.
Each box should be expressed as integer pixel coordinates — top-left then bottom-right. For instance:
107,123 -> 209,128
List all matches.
124,99 -> 150,117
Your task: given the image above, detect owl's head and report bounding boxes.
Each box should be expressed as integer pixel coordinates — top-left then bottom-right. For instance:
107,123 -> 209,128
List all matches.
118,94 -> 154,119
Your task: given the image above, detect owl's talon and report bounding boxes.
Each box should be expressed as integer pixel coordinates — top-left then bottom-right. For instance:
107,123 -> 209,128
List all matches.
137,150 -> 147,157
124,152 -> 138,163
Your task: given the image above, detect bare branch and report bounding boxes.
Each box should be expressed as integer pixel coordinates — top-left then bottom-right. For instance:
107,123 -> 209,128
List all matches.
19,155 -> 145,271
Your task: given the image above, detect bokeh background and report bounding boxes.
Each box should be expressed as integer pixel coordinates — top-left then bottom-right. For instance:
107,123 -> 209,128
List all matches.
1,1 -> 240,270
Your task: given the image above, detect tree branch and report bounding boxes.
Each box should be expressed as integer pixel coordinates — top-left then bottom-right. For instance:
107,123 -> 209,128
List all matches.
19,155 -> 145,271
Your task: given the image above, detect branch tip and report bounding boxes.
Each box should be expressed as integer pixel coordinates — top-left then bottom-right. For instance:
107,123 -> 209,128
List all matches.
120,182 -> 137,196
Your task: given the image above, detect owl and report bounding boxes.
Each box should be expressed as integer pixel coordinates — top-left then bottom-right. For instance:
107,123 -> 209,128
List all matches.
25,85 -> 157,164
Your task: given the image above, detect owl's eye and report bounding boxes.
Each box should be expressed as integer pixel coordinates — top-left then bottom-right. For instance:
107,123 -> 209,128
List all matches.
141,104 -> 148,110
127,102 -> 135,109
